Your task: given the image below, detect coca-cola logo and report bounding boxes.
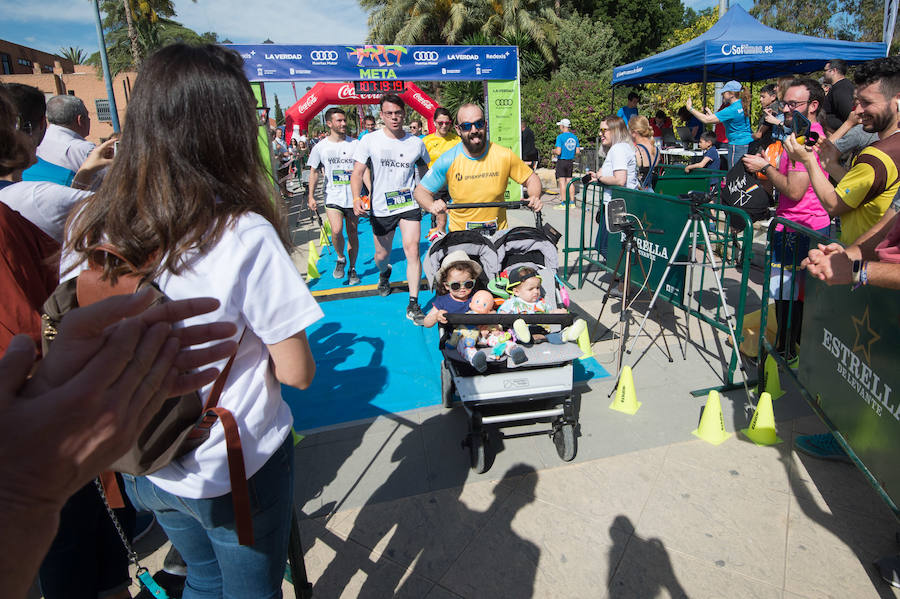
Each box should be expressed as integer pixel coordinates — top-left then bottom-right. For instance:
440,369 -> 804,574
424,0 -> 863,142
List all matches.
412,92 -> 434,110
337,84 -> 356,100
297,93 -> 318,114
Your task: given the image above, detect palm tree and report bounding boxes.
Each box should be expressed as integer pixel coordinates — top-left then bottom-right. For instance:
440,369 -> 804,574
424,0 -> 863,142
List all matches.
59,46 -> 87,65
474,0 -> 560,66
361,0 -> 473,44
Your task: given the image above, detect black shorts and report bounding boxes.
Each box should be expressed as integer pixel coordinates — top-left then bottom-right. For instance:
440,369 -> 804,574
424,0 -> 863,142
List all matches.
325,204 -> 356,220
555,158 -> 574,178
371,208 -> 422,236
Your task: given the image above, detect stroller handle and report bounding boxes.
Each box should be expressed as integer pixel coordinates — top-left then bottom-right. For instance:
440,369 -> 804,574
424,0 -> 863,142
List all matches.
443,313 -> 574,327
444,200 -> 543,229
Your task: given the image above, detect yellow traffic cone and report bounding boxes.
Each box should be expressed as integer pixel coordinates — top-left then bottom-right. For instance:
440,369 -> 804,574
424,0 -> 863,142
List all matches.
305,254 -> 320,282
741,392 -> 782,446
609,366 -> 641,415
307,240 -> 320,263
319,226 -> 331,247
322,217 -> 332,236
577,326 -> 593,360
764,354 -> 785,400
691,390 -> 732,445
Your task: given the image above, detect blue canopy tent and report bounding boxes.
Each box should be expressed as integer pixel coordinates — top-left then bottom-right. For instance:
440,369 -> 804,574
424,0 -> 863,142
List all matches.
612,5 -> 887,104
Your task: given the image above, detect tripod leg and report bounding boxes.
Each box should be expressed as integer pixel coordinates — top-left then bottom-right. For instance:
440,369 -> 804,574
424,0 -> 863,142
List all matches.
615,245 -> 632,374
288,507 -> 314,599
628,218 -> 695,356
596,242 -> 628,334
697,220 -> 754,405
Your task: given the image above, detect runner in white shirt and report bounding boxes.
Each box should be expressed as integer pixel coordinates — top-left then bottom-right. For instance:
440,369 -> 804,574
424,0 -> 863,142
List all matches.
351,94 -> 430,324
307,107 -> 369,286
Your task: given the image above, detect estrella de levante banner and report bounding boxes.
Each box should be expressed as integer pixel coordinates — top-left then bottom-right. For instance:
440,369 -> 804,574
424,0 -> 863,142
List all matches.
227,44 -> 519,82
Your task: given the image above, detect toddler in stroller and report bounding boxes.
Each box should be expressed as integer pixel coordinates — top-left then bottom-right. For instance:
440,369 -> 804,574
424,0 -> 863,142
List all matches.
500,265 -> 587,345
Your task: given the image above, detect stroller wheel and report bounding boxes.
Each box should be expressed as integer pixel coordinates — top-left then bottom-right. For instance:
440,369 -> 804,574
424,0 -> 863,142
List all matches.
553,422 -> 576,462
468,432 -> 487,474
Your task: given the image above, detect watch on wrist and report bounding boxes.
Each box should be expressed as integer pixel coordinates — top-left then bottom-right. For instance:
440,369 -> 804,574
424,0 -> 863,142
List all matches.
851,259 -> 862,288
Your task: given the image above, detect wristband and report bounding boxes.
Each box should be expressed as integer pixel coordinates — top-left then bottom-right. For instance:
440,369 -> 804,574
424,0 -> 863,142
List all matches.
860,261 -> 869,286
851,259 -> 862,289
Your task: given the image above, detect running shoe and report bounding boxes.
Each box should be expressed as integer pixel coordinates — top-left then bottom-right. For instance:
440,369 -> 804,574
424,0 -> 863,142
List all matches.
794,433 -> 851,463
333,257 -> 346,280
347,268 -> 360,286
378,265 -> 392,296
406,300 -> 426,325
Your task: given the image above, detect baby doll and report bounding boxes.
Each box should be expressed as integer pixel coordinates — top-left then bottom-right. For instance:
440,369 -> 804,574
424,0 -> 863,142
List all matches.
498,266 -> 587,345
463,290 -> 527,371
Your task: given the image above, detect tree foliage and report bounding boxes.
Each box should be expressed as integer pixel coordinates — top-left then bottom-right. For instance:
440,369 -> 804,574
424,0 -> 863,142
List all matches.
835,0 -> 900,53
274,94 -> 284,127
588,0 -> 687,63
361,0 -> 471,44
751,0 -> 840,37
521,76 -> 612,161
554,12 -> 620,82
59,46 -> 88,65
87,0 -> 216,74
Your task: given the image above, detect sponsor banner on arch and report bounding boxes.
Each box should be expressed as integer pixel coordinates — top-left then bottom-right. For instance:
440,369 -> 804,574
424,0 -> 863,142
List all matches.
228,44 -> 518,82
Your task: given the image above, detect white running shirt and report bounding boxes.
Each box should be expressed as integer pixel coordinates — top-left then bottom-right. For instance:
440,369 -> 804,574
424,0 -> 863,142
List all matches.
307,137 -> 358,209
352,128 -> 430,218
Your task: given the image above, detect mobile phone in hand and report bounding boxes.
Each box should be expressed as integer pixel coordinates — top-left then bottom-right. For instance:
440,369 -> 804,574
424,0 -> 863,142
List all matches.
113,141 -> 119,156
791,110 -> 811,144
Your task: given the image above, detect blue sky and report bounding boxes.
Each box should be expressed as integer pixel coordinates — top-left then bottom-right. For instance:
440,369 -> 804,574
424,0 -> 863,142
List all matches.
0,0 -> 747,111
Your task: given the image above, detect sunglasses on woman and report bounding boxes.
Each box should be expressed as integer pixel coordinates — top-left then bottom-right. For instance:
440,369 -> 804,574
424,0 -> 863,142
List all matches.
457,120 -> 486,132
448,280 -> 476,291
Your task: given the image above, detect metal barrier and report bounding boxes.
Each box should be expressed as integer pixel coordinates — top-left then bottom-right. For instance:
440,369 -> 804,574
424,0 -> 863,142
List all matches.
569,181 -> 754,393
758,217 -> 899,515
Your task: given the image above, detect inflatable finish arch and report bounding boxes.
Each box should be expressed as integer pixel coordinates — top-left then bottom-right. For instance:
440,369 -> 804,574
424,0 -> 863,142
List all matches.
285,82 -> 438,139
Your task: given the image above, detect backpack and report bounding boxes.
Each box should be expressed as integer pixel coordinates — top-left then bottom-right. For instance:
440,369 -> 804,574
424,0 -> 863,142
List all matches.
42,245 -> 254,545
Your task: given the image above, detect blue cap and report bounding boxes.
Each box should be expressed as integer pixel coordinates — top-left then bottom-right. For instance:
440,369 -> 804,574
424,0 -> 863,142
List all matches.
721,80 -> 742,93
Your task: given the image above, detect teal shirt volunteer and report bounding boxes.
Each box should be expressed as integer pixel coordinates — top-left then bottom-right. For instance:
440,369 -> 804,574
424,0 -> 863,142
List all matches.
714,101 -> 754,145
555,132 -> 579,160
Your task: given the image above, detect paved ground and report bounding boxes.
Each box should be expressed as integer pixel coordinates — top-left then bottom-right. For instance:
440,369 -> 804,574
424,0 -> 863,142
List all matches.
46,187 -> 897,599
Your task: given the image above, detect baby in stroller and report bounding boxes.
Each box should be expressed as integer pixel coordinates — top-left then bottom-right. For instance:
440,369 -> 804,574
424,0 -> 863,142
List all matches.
424,250 -> 526,372
499,265 -> 587,345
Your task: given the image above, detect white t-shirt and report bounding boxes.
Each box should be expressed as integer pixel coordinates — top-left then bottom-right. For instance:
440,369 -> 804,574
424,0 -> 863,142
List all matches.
352,128 -> 430,217
62,212 -> 323,499
600,142 -> 639,203
307,137 -> 358,209
0,180 -> 91,243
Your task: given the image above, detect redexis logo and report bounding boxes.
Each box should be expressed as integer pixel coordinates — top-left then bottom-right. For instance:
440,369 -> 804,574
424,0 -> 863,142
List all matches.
413,50 -> 439,62
721,43 -> 773,56
310,50 -> 339,62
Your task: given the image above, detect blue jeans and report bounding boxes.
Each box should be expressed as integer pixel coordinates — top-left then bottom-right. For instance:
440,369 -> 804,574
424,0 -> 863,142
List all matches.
726,143 -> 748,170
124,435 -> 294,599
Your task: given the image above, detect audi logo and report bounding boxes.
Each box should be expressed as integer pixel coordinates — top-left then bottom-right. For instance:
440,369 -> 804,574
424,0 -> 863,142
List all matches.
310,50 -> 338,61
494,99 -> 513,107
413,51 -> 440,61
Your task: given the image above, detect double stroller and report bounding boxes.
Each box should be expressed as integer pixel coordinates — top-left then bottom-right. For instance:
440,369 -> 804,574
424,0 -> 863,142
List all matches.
424,207 -> 583,473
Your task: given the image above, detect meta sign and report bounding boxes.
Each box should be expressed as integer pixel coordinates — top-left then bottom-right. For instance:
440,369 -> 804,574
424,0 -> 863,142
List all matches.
228,44 -> 519,82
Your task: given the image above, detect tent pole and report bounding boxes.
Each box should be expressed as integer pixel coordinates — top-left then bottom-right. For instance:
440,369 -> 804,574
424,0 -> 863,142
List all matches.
702,66 -> 708,109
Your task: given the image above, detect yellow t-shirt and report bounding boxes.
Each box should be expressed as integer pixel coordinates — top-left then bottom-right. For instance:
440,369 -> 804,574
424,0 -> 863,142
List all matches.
423,131 -> 460,168
421,142 -> 533,232
835,133 -> 900,244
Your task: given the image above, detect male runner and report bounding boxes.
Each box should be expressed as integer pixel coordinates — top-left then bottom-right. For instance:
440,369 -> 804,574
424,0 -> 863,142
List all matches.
408,120 -> 425,138
351,94 -> 431,324
553,118 -> 580,206
358,115 -> 377,140
307,107 -> 368,285
414,103 -> 542,233
422,107 -> 460,232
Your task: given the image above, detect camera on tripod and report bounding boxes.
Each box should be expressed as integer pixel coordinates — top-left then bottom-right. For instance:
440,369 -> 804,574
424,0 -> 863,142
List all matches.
681,189 -> 716,206
605,197 -> 630,233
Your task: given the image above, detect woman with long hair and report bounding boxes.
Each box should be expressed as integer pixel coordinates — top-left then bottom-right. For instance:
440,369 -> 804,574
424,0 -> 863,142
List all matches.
685,80 -> 754,168
64,43 -> 322,597
587,116 -> 638,267
628,115 -> 658,191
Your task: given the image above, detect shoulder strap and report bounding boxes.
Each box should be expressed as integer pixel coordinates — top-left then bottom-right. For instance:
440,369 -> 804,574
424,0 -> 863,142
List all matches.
76,244 -> 146,306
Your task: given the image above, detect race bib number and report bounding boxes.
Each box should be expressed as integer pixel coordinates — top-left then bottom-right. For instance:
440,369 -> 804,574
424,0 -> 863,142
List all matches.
331,170 -> 351,185
465,219 -> 498,236
385,189 -> 414,211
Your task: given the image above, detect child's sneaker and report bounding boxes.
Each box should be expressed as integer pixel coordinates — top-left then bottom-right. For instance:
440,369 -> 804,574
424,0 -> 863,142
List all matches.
562,318 -> 587,343
512,318 -> 531,344
509,345 -> 527,365
472,350 -> 488,373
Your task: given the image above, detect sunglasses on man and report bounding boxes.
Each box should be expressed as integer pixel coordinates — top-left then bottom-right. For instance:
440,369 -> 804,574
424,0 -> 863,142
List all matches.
457,120 -> 486,132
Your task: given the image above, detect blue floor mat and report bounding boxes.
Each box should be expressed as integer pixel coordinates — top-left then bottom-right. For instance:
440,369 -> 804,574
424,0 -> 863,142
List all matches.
306,215 -> 431,292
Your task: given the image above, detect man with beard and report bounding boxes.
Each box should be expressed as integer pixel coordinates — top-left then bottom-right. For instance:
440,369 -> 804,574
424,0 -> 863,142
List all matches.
414,104 -> 542,234
785,56 -> 900,246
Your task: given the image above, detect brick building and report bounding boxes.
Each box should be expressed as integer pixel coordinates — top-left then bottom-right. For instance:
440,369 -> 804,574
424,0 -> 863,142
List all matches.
0,39 -> 136,143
